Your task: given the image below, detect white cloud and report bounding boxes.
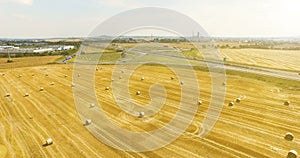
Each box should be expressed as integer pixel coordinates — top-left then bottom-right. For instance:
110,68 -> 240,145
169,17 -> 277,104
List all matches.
0,0 -> 33,5
95,0 -> 142,8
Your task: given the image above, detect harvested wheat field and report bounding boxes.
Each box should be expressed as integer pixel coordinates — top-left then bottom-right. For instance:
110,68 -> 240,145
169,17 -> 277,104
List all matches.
220,48 -> 300,71
0,56 -> 60,69
0,58 -> 300,157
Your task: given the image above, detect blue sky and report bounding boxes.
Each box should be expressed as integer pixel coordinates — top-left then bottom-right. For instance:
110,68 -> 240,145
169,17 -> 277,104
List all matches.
0,0 -> 299,38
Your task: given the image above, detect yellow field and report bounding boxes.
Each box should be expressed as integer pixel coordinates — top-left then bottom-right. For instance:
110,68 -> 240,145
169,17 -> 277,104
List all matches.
0,56 -> 60,69
220,48 -> 300,71
0,56 -> 299,157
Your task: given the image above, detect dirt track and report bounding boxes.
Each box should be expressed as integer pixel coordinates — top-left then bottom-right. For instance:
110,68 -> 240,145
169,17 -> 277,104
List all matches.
0,63 -> 300,158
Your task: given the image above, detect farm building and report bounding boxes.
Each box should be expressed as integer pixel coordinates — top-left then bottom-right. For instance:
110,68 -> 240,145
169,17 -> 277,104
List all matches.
33,48 -> 53,53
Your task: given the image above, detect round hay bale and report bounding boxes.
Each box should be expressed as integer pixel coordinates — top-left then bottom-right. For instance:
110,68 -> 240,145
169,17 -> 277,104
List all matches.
40,87 -> 44,91
236,98 -> 241,103
285,132 -> 294,141
32,74 -> 35,77
96,67 -> 99,71
287,150 -> 298,158
71,83 -> 76,87
105,87 -> 110,90
198,100 -> 202,105
141,77 -> 145,81
45,138 -> 53,145
121,70 -> 124,73
180,81 -> 184,85
77,74 -> 80,77
5,93 -> 10,97
222,82 -> 226,86
138,112 -> 144,118
50,82 -> 55,85
18,74 -> 22,78
171,76 -> 174,80
45,74 -> 49,76
119,76 -> 122,79
136,91 -> 141,95
111,79 -> 114,82
228,102 -> 234,106
24,93 -> 29,97
90,103 -> 95,108
85,119 -> 92,125
284,101 -> 290,106
64,75 -> 68,77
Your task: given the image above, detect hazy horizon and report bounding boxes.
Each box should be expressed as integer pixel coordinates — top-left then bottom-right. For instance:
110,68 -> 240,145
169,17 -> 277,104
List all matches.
1,35 -> 300,40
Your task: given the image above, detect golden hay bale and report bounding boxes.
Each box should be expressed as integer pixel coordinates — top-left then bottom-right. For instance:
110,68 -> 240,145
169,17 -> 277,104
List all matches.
180,81 -> 184,85
119,76 -> 122,79
71,83 -> 76,87
32,74 -> 35,77
24,93 -> 29,97
50,82 -> 55,85
198,100 -> 202,105
141,77 -> 145,81
40,87 -> 44,91
111,79 -> 114,82
121,70 -> 124,73
228,102 -> 234,106
18,74 -> 22,78
171,76 -> 174,80
96,67 -> 99,71
284,101 -> 290,106
45,74 -> 49,76
77,74 -> 81,77
138,112 -> 145,118
85,119 -> 92,125
105,87 -> 110,90
285,132 -> 294,141
5,93 -> 10,97
287,150 -> 298,158
136,91 -> 141,95
64,75 -> 68,77
222,82 -> 226,86
45,138 -> 53,145
236,98 -> 241,103
90,103 -> 95,108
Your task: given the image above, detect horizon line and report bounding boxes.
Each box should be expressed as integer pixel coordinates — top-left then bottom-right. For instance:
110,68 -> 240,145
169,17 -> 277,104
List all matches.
1,35 -> 300,40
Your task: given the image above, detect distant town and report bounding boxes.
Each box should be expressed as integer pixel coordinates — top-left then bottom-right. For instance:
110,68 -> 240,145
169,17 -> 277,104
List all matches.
0,39 -> 81,58
0,45 -> 75,53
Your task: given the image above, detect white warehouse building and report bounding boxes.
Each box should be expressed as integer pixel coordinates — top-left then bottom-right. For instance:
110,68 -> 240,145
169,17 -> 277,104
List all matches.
33,48 -> 54,53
